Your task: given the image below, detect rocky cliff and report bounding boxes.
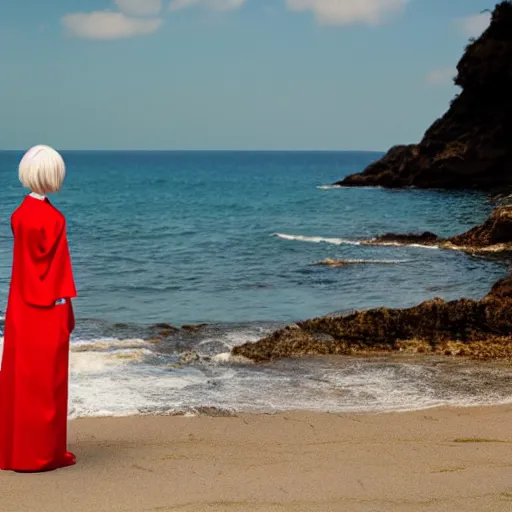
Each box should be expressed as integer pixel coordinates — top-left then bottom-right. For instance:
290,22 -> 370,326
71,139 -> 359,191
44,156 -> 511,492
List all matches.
337,2 -> 512,190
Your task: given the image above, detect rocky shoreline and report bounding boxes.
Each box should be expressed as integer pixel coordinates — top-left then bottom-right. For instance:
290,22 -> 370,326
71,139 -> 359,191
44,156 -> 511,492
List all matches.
232,272 -> 512,363
363,204 -> 512,254
232,200 -> 512,364
231,3 -> 512,364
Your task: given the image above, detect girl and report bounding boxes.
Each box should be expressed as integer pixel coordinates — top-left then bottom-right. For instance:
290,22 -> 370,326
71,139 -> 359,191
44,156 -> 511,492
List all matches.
0,145 -> 77,472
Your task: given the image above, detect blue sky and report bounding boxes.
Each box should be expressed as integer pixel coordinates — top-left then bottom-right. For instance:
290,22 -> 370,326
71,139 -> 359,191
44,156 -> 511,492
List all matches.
0,0 -> 494,150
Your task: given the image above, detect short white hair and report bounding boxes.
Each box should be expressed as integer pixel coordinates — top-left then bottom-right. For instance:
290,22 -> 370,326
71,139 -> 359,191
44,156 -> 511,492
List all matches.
19,145 -> 66,194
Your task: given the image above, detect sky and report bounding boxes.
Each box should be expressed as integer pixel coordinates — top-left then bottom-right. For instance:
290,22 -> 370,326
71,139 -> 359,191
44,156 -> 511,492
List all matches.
0,0 -> 496,151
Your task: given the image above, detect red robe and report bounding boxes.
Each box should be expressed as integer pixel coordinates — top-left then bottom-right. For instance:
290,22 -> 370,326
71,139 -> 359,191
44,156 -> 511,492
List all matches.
0,195 -> 77,472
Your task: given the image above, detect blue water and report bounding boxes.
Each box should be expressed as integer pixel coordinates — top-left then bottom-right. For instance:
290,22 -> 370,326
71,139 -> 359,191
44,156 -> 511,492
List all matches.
0,151 -> 507,326
1,151 -> 511,417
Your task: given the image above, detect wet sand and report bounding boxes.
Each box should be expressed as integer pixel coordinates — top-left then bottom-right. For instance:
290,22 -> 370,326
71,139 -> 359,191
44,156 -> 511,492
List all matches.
1,405 -> 512,512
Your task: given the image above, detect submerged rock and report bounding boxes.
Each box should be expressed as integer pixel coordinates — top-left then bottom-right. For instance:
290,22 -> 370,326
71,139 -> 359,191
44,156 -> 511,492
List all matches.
312,258 -> 406,267
337,2 -> 512,190
146,323 -> 210,341
312,258 -> 388,267
181,323 -> 210,332
313,259 -> 353,267
150,323 -> 179,331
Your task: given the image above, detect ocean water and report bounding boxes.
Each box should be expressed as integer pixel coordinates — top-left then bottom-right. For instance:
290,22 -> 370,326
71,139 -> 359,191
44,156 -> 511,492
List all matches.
0,150 -> 511,417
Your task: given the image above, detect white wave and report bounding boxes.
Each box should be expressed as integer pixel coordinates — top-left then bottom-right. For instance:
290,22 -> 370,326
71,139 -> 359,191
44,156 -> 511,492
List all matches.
70,337 -> 156,376
273,233 -> 361,246
317,185 -> 341,190
68,360 -> 208,419
212,352 -> 254,365
274,233 -> 441,250
4,333 -> 512,419
51,357 -> 512,419
70,350 -> 149,374
367,240 -> 440,250
68,341 -> 209,419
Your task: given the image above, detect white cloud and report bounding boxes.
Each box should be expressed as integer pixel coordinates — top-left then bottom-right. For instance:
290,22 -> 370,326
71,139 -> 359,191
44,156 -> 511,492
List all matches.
286,0 -> 409,26
457,12 -> 491,38
115,0 -> 163,16
61,11 -> 163,40
169,0 -> 246,11
426,67 -> 456,86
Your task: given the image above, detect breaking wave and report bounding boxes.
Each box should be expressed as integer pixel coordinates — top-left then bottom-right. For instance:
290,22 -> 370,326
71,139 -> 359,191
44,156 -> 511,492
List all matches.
273,233 -> 441,250
367,240 -> 440,250
273,233 -> 361,246
317,185 -> 342,190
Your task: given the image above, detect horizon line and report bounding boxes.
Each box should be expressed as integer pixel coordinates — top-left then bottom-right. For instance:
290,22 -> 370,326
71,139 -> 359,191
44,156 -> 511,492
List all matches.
0,148 -> 386,153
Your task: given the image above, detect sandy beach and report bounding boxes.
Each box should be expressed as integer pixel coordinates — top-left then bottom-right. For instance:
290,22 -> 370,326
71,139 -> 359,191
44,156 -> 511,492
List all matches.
1,405 -> 511,512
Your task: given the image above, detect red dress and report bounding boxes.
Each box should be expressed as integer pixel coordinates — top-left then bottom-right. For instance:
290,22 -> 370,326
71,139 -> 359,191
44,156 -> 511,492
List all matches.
0,195 -> 77,472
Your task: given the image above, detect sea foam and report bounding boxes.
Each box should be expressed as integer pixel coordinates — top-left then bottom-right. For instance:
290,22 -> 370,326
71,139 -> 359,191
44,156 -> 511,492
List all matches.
273,233 -> 361,246
3,333 -> 512,419
274,232 -> 441,250
316,185 -> 342,190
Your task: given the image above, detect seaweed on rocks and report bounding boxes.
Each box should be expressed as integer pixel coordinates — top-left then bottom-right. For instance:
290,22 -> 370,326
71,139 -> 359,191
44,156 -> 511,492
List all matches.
232,293 -> 512,363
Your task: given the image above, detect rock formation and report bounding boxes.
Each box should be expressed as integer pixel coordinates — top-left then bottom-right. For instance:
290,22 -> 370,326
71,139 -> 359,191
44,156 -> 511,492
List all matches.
232,282 -> 512,363
362,205 -> 512,252
448,204 -> 512,247
145,322 -> 210,344
366,232 -> 440,247
336,2 -> 512,190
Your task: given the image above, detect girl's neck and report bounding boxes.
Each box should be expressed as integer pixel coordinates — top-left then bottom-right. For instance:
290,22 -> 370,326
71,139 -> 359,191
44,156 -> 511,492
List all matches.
29,191 -> 46,201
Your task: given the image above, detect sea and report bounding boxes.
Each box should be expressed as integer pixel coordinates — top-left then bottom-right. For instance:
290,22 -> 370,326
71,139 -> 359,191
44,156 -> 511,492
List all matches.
0,150 -> 511,418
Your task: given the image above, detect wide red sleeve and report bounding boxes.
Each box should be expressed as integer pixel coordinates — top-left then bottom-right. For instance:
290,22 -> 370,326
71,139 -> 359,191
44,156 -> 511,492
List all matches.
16,215 -> 77,308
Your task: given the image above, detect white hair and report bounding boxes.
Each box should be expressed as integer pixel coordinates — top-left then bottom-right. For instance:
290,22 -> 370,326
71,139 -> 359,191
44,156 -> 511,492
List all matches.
19,145 -> 66,194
